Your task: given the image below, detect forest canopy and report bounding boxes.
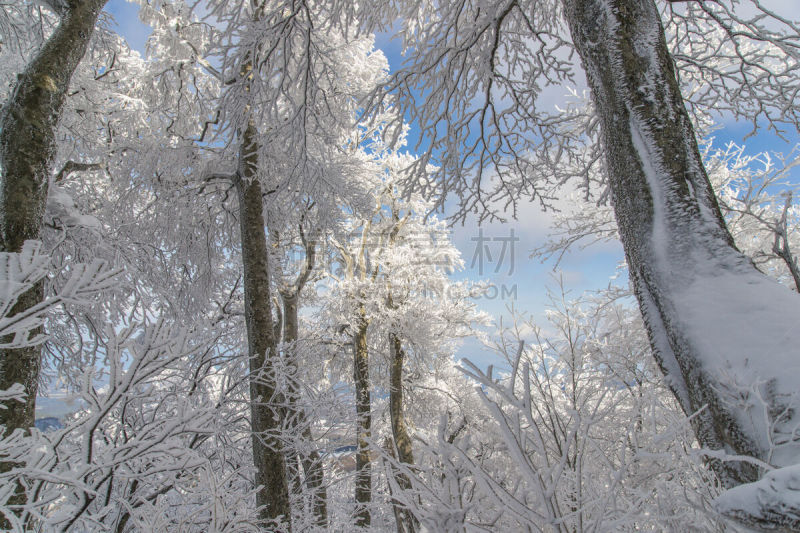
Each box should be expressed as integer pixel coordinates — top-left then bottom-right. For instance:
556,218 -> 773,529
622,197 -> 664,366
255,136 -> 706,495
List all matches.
1,0 -> 800,531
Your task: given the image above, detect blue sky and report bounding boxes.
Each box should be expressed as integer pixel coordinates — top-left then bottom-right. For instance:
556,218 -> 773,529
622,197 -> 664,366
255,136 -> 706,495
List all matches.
104,1 -> 150,52
101,0 -> 799,370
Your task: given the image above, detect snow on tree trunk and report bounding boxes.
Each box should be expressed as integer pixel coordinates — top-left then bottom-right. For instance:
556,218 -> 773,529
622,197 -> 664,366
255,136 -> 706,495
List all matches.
715,463 -> 800,532
561,0 -> 800,490
234,118 -> 290,525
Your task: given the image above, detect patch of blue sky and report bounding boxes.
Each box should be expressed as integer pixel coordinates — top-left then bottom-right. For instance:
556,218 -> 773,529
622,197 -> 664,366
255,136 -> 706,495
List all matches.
707,118 -> 800,185
104,0 -> 151,53
100,0 -> 799,373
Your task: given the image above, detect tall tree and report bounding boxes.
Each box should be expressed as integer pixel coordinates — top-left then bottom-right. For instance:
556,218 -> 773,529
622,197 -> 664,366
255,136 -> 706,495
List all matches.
327,164 -> 483,528
235,118 -> 292,525
560,0 -> 759,486
364,0 -> 800,513
332,213 -> 378,527
273,217 -> 328,527
138,0 -> 391,523
0,2 -> 109,525
0,0 -> 108,438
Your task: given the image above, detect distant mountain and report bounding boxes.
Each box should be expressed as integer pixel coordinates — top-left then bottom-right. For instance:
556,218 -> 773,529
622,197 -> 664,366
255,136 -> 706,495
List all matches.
34,417 -> 63,432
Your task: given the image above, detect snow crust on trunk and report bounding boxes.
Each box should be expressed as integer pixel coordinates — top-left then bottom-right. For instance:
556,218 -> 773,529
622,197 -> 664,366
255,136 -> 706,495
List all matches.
715,463 -> 800,530
630,110 -> 800,469
674,266 -> 800,467
628,116 -> 691,410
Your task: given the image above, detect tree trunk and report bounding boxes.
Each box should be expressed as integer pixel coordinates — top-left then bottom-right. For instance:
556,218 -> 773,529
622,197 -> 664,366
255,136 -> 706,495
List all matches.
561,0 -> 765,487
353,310 -> 371,527
281,292 -> 328,527
235,119 -> 291,526
389,333 -> 416,533
0,0 -> 107,435
0,1 -> 108,525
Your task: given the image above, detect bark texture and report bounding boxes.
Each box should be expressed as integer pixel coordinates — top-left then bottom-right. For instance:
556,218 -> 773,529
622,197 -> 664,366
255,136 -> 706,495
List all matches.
235,119 -> 291,525
723,503 -> 800,533
353,310 -> 371,527
561,0 -> 762,487
389,333 -> 417,533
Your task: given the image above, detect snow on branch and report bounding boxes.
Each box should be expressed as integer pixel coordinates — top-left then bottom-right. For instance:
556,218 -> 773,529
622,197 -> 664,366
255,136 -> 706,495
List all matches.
0,240 -> 119,350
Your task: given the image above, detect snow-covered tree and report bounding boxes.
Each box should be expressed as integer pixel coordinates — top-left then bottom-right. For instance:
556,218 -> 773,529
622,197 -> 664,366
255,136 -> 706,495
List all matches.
401,284 -> 730,532
4,0 -> 800,529
0,0 -> 109,462
323,156 -> 486,528
358,1 -> 800,525
127,0 -> 395,523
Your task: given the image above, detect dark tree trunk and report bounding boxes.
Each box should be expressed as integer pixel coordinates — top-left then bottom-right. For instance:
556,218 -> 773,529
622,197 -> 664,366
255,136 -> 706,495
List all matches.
0,1 -> 108,524
561,0 -> 763,487
235,119 -> 291,526
281,291 -> 328,527
0,0 -> 107,435
389,333 -> 416,533
353,310 -> 371,527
